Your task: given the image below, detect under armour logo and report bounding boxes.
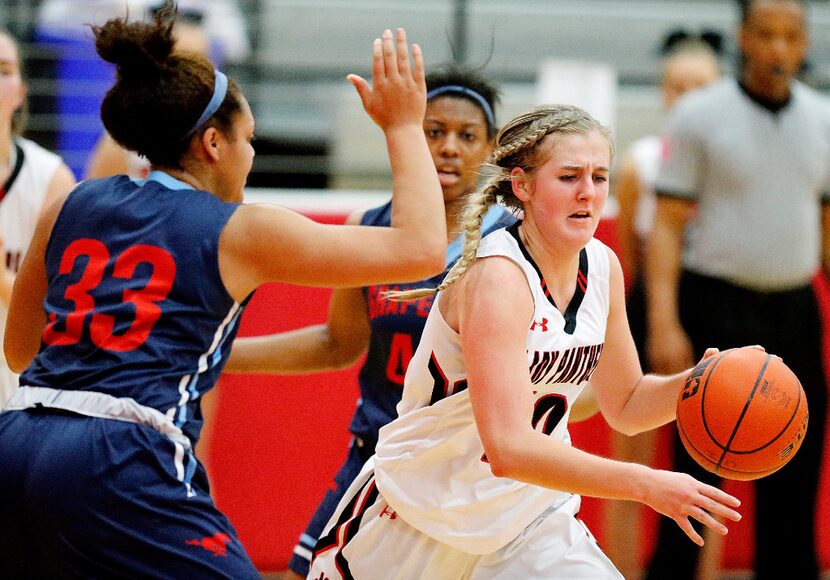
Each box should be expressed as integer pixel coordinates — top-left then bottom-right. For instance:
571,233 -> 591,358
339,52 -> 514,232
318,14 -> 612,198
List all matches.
380,505 -> 397,519
185,532 -> 232,557
530,318 -> 549,332
312,573 -> 330,580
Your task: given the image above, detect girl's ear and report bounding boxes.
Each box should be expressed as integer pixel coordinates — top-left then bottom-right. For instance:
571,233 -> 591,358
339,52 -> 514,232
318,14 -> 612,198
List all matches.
200,127 -> 221,162
511,166 -> 531,202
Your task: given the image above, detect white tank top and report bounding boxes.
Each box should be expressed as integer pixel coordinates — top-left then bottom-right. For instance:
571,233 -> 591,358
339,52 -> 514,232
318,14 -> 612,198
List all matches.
0,137 -> 63,405
373,225 -> 611,554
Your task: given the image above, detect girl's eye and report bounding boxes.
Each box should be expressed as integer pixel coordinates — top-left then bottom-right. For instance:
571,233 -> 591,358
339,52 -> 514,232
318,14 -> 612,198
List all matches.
426,128 -> 443,138
593,175 -> 608,183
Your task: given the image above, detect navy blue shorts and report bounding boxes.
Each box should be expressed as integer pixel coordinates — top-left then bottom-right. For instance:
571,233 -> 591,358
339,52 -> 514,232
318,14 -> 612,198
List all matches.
0,408 -> 260,579
288,436 -> 374,576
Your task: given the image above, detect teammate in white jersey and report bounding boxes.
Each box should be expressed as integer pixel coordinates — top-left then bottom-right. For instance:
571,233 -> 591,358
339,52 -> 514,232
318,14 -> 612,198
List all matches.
0,30 -> 75,406
310,104 -> 744,579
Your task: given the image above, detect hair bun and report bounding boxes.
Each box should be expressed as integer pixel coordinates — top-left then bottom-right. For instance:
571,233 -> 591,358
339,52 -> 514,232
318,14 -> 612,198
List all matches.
93,11 -> 176,81
660,28 -> 724,56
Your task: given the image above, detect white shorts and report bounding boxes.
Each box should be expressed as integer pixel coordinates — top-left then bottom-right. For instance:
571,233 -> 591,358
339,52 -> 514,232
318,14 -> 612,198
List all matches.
309,462 -> 623,580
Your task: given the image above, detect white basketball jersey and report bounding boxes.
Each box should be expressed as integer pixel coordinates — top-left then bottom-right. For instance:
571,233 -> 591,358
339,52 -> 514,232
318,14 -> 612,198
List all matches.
0,137 -> 62,405
373,225 -> 610,555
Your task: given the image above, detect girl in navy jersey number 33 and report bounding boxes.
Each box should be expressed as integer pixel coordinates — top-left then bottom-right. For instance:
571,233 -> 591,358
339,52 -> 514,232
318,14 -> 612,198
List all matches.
0,3 -> 446,577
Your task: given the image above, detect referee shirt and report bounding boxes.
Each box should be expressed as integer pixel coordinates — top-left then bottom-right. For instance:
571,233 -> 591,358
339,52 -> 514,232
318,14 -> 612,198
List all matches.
656,77 -> 830,291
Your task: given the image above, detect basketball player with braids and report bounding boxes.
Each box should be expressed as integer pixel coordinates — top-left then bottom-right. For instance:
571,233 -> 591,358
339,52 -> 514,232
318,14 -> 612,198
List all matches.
0,4 -> 446,576
225,65 -> 513,579
309,105 -> 743,579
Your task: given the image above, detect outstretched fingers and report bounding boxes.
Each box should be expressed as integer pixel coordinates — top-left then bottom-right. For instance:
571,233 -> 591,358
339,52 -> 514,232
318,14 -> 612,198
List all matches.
675,516 -> 705,547
350,27 -> 426,130
689,506 -> 728,536
371,36 -> 385,84
381,29 -> 397,80
675,484 -> 741,546
347,73 -> 370,107
699,485 -> 741,520
411,42 -> 424,86
395,28 -> 411,78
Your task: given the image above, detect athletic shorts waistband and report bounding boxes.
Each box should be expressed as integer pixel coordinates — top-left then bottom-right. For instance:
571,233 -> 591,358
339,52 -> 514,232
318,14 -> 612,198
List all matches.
3,386 -> 192,451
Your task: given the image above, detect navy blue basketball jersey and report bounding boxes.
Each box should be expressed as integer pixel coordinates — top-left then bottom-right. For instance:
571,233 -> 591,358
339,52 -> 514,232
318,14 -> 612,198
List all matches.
20,172 -> 247,444
350,201 -> 514,438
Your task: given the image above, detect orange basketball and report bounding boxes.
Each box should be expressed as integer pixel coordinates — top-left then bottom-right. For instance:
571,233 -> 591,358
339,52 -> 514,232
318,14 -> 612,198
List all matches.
676,347 -> 809,481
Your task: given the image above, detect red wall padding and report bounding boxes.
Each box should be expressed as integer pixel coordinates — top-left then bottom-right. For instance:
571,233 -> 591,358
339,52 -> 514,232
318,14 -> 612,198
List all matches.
209,212 -> 829,572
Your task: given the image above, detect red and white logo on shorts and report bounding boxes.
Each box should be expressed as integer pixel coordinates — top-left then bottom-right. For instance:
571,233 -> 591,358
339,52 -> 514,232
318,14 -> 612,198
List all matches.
185,532 -> 232,557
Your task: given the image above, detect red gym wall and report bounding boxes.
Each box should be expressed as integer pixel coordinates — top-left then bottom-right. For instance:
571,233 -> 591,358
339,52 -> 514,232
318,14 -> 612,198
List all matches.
209,206 -> 830,573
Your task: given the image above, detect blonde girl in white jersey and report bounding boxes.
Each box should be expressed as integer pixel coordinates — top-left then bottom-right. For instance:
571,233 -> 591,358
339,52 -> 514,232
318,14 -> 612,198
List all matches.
0,30 -> 75,406
310,104 -> 744,580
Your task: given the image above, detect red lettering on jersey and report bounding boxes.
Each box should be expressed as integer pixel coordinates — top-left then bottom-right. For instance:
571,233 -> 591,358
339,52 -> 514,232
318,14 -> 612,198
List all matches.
368,285 -> 381,318
416,295 -> 434,318
385,332 -> 414,385
397,298 -> 411,315
379,505 -> 397,519
383,297 -> 396,316
530,318 -> 549,332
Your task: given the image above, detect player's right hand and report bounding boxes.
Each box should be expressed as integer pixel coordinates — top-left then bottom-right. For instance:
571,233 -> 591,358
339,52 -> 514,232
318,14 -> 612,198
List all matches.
347,28 -> 426,131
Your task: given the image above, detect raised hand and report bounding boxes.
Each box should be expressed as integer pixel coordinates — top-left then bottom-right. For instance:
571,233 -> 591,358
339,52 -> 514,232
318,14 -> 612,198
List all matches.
347,28 -> 426,131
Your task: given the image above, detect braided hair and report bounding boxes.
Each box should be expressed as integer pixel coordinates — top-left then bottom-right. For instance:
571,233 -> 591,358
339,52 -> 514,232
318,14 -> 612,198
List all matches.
389,104 -> 613,301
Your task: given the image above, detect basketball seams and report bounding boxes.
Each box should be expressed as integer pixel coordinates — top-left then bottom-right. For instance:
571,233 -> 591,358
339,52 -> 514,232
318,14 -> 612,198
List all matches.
698,350 -> 730,454
713,353 -> 771,472
680,348 -> 808,480
726,379 -> 803,455
677,415 -> 715,472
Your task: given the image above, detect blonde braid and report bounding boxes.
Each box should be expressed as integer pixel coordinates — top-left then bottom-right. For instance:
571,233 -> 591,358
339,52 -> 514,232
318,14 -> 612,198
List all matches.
491,116 -> 559,164
385,187 -> 497,301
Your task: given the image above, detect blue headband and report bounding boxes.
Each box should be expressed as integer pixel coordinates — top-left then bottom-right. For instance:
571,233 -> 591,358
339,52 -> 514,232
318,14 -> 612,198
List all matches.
426,85 -> 496,131
186,70 -> 228,138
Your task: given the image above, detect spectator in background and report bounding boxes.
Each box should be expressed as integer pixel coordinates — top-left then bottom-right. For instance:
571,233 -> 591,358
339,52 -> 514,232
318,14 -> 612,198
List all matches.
0,29 -> 75,408
606,30 -> 721,580
35,0 -> 250,177
645,1 -> 827,578
37,0 -> 249,65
